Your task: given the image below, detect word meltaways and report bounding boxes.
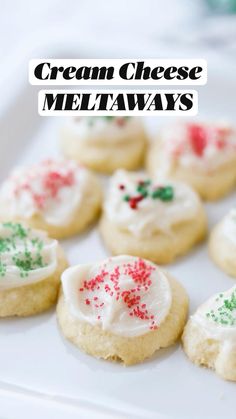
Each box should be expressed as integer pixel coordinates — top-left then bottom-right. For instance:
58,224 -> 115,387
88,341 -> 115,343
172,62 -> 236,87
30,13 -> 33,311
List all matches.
38,90 -> 197,116
30,59 -> 207,116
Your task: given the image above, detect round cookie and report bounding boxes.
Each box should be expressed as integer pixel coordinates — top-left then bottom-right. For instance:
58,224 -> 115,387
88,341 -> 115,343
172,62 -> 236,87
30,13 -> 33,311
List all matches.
57,255 -> 188,365
147,122 -> 236,201
0,222 -> 67,317
209,209 -> 236,277
60,116 -> 147,173
0,159 -> 102,239
182,286 -> 236,381
99,170 -> 207,264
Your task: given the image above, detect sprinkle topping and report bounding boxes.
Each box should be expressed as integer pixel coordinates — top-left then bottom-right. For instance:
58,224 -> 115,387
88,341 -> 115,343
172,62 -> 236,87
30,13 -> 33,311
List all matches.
0,222 -> 58,290
13,160 -> 75,209
188,123 -> 234,156
0,159 -> 91,227
206,289 -> 236,327
188,124 -> 208,156
73,256 -> 172,335
119,178 -> 174,210
0,222 -> 47,278
184,123 -> 233,157
164,123 -> 236,162
104,170 -> 200,239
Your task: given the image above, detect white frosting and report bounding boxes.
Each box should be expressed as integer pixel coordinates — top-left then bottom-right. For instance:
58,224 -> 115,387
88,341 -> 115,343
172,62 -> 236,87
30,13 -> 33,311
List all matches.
65,116 -> 144,145
0,223 -> 58,290
192,286 -> 236,345
103,170 -> 201,238
0,160 -> 91,226
222,209 -> 236,246
155,122 -> 236,177
61,255 -> 172,337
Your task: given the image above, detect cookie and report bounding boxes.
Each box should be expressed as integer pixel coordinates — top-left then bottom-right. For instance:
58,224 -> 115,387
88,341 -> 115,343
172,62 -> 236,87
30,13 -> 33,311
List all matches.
0,159 -> 102,239
147,122 -> 236,200
209,209 -> 236,277
182,286 -> 236,381
60,116 -> 147,173
99,170 -> 207,264
57,255 -> 188,365
0,222 -> 67,317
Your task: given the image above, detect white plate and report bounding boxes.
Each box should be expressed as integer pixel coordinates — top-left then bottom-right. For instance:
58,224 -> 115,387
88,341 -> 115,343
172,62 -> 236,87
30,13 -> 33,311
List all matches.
0,70 -> 235,419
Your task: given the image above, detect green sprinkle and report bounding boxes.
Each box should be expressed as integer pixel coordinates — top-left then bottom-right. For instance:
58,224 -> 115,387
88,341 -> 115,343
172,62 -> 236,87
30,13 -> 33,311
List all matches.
0,222 -> 48,280
161,186 -> 174,201
121,179 -> 175,210
152,186 -> 174,201
151,189 -> 163,199
123,194 -> 130,202
136,186 -> 148,197
205,290 -> 236,327
141,190 -> 148,198
137,185 -> 146,193
2,222 -> 28,239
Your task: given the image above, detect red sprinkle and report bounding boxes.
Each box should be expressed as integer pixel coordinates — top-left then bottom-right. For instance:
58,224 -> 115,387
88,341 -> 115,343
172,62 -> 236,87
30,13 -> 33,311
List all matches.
78,258 -> 158,331
187,123 -> 232,157
13,162 -> 76,209
43,170 -> 74,198
188,124 -> 207,156
129,195 -> 144,210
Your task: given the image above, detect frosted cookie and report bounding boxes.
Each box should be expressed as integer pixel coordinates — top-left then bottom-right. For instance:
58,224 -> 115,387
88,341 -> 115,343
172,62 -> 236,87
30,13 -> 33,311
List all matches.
99,170 -> 207,264
60,116 -> 147,173
57,255 -> 188,365
0,159 -> 102,239
182,286 -> 236,381
209,209 -> 236,277
0,222 -> 67,317
147,122 -> 236,200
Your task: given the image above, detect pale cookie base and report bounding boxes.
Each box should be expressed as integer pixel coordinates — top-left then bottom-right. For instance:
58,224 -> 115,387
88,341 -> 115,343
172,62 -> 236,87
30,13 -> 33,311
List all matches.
182,319 -> 236,381
0,173 -> 102,239
60,128 -> 147,174
209,222 -> 236,277
0,246 -> 68,317
57,276 -> 188,365
147,142 -> 236,201
99,207 -> 207,265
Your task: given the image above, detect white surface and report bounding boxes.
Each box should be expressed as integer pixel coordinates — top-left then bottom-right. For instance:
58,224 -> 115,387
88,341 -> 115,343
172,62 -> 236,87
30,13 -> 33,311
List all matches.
0,74 -> 236,418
